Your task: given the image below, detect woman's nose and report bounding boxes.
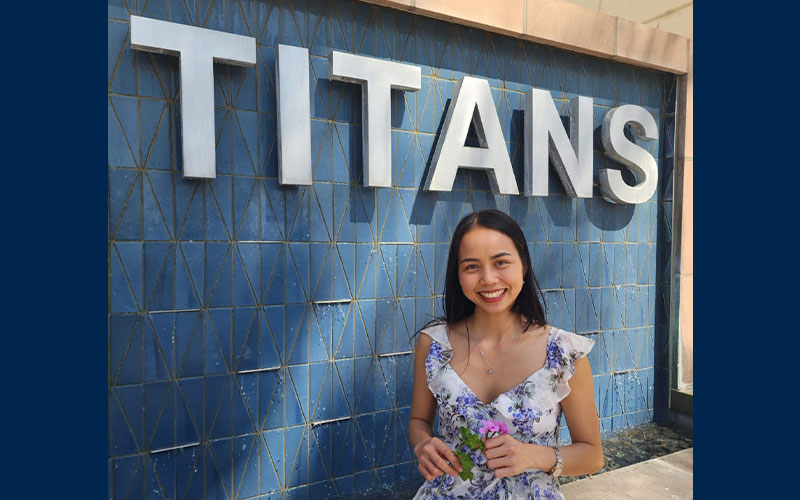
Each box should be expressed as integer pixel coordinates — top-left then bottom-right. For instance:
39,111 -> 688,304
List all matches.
479,267 -> 497,284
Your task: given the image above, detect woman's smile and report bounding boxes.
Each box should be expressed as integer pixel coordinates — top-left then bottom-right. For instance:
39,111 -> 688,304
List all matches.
477,288 -> 507,302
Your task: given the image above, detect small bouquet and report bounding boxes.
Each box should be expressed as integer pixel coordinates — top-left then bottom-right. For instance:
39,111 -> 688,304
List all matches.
436,419 -> 509,494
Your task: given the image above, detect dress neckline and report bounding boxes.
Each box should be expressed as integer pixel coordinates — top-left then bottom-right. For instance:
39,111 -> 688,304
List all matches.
443,325 -> 557,407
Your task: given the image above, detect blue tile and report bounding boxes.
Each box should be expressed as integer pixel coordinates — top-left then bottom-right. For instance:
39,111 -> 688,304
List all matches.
333,185 -> 356,242
109,96 -> 139,167
311,121 -> 333,182
112,242 -> 142,312
374,409 -> 396,466
610,373 -> 625,416
310,243 -> 333,301
416,243 -> 434,296
287,304 -> 311,365
594,373 -> 612,417
233,244 -> 259,306
376,299 -> 396,355
261,244 -> 285,305
286,186 -> 310,241
310,361 -> 332,422
434,243 -> 449,294
415,297 -> 435,334
144,243 -> 174,311
397,298 -> 415,352
258,114 -> 279,178
144,380 -> 173,450
562,243 -> 582,289
377,189 -> 397,243
140,100 -> 172,171
354,186 -> 376,242
417,76 -> 435,134
354,357 -> 376,414
335,243 -> 355,301
376,358 -> 396,410
111,387 -> 141,456
575,288 -> 598,334
546,243 -> 562,289
145,313 -> 173,381
311,57 -> 332,122
415,133 -> 434,189
596,331 -> 612,374
356,299 -> 377,357
311,304 -> 333,362
233,306 -> 259,371
109,169 -> 141,240
333,304 -> 355,360
614,329 -> 634,372
624,244 -> 637,286
332,123 -> 354,183
287,243 -> 310,303
110,314 -> 142,385
111,455 -> 144,500
355,244 -> 377,298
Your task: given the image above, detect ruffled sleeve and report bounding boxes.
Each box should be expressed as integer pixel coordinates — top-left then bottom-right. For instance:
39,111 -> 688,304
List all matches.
419,323 -> 453,384
547,329 -> 594,402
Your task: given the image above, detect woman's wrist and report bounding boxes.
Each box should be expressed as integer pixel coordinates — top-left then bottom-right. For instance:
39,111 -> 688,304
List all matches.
526,443 -> 558,471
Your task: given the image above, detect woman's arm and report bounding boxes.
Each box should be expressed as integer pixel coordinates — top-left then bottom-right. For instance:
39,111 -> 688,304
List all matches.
484,356 -> 604,477
408,333 -> 462,480
551,356 -> 604,475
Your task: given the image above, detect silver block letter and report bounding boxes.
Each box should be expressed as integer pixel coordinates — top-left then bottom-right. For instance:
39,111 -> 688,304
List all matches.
600,105 -> 659,204
130,16 -> 256,179
425,76 -> 518,194
329,51 -> 421,188
524,89 -> 593,198
277,45 -> 312,185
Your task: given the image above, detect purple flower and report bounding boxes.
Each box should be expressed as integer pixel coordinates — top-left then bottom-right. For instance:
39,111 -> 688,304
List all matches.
479,419 -> 508,437
546,341 -> 565,368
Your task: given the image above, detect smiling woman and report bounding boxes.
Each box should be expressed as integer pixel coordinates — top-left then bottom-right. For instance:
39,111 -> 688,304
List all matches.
408,209 -> 604,499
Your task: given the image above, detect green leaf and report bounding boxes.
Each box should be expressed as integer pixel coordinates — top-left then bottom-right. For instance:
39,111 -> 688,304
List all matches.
455,451 -> 474,481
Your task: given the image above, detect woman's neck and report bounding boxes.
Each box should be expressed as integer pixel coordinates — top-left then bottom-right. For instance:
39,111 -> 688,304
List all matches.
467,310 -> 522,342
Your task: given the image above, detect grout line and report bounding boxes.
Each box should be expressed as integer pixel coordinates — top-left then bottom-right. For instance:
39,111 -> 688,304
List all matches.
312,298 -> 353,304
150,441 -> 201,454
378,351 -> 413,357
237,366 -> 281,374
310,416 -> 352,427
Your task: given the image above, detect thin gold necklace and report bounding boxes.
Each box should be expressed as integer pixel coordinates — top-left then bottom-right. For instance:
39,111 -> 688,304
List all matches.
466,318 -> 521,375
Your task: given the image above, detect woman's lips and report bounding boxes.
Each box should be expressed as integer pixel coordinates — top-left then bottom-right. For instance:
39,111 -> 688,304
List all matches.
477,289 -> 507,302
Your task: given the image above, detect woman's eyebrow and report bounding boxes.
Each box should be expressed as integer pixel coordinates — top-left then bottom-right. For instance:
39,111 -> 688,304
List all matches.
459,252 -> 512,263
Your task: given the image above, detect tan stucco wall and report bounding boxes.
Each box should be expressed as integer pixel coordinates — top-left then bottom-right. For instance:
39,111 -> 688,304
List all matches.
562,0 -> 693,40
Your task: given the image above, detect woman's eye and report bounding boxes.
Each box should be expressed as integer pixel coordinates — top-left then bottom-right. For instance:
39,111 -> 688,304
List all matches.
495,260 -> 508,266
465,264 -> 478,271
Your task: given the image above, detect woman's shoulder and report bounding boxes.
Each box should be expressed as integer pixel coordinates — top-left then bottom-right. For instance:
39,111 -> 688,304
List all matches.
418,319 -> 452,347
548,325 -> 595,361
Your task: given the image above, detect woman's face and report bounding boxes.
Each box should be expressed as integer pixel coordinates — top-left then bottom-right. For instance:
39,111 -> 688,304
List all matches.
457,226 -> 526,316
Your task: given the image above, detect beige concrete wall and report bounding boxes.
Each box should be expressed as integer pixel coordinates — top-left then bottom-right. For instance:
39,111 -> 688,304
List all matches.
562,0 -> 693,39
359,0 -> 690,73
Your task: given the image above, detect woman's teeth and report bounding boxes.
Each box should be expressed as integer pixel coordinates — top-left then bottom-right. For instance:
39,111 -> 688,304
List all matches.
478,290 -> 505,299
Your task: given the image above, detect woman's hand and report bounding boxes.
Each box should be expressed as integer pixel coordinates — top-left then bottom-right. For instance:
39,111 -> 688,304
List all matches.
414,436 -> 463,481
483,434 -> 552,478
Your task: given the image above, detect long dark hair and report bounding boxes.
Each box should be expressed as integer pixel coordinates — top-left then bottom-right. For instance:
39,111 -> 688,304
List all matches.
425,209 -> 547,333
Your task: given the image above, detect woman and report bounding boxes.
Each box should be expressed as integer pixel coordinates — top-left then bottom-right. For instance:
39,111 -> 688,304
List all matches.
409,209 -> 603,499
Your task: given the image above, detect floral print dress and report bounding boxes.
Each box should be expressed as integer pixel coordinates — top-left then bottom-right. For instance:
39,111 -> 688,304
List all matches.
411,323 -> 594,500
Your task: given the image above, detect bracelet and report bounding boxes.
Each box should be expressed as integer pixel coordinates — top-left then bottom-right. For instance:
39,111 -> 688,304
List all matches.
548,447 -> 563,478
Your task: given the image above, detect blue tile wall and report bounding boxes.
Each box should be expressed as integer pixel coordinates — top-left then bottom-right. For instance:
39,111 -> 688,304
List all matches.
108,0 -> 676,498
